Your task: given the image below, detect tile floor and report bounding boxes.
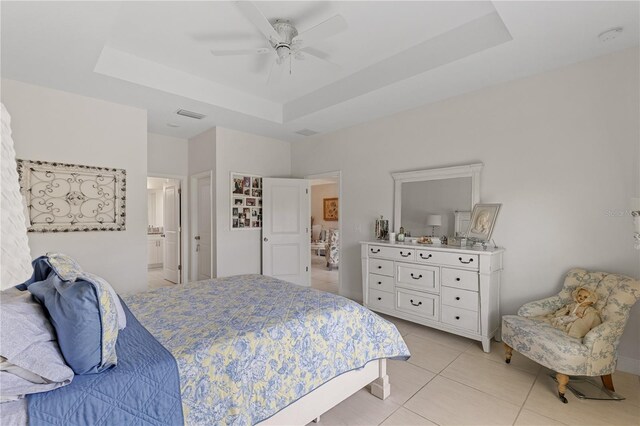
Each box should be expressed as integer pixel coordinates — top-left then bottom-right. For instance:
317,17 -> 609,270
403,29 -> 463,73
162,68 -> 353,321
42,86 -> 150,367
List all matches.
148,268 -> 176,289
311,252 -> 339,294
314,314 -> 640,426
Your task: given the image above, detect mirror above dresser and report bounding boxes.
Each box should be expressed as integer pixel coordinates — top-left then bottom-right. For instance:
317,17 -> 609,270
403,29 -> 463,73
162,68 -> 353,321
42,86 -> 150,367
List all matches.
392,163 -> 482,237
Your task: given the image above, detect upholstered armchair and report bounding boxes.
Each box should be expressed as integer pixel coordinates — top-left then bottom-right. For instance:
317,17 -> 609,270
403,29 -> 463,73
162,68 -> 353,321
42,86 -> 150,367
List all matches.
325,229 -> 339,270
502,268 -> 640,403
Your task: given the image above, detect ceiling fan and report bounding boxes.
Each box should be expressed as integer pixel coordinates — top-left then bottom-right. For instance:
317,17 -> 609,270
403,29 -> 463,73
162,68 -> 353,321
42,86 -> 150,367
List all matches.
210,1 -> 347,83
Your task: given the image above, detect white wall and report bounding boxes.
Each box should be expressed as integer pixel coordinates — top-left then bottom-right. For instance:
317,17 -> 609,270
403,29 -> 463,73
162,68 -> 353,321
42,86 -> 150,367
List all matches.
215,127 -> 291,277
148,132 -> 188,177
291,48 -> 640,368
311,183 -> 339,230
2,79 -> 148,294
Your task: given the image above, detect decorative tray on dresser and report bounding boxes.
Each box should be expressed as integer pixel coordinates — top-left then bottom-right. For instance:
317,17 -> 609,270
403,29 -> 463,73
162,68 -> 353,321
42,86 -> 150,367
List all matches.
361,240 -> 504,352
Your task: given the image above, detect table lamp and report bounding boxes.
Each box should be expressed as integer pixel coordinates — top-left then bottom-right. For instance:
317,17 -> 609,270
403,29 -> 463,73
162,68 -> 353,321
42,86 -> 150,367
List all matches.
426,214 -> 442,236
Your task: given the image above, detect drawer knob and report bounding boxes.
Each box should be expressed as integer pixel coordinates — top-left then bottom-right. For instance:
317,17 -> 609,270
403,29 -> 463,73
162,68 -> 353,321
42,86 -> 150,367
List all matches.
410,299 -> 422,307
420,253 -> 432,260
400,251 -> 411,257
378,266 -> 382,269
458,257 -> 474,264
455,278 -> 461,282
455,297 -> 461,301
410,273 -> 423,280
378,281 -> 382,285
455,316 -> 460,320
377,297 -> 382,301
371,248 -> 381,253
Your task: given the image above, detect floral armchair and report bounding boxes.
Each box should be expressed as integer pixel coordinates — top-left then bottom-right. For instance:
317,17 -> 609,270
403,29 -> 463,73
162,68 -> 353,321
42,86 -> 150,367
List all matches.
325,229 -> 339,270
502,268 -> 640,403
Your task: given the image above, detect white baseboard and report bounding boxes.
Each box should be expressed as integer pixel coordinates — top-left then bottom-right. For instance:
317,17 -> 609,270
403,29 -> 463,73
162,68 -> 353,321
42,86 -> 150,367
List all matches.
617,356 -> 640,375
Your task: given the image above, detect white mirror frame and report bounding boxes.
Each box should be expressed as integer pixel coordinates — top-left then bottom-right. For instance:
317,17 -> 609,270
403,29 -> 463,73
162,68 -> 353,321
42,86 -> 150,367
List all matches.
391,163 -> 483,233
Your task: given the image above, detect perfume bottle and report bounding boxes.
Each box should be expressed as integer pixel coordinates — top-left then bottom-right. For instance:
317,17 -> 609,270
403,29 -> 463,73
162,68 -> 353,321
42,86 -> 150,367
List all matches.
397,226 -> 405,242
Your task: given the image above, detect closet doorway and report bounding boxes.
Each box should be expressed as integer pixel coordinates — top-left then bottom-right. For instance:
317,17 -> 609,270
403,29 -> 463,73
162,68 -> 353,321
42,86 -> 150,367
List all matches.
147,176 -> 184,289
307,171 -> 341,295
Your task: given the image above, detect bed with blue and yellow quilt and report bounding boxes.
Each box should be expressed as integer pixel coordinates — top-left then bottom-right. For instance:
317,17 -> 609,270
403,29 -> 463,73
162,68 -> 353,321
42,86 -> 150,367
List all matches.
123,274 -> 410,425
5,257 -> 409,426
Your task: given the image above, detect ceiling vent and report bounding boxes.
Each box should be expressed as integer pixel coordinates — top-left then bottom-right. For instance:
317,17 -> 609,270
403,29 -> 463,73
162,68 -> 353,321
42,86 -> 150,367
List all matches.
176,109 -> 206,120
295,129 -> 319,136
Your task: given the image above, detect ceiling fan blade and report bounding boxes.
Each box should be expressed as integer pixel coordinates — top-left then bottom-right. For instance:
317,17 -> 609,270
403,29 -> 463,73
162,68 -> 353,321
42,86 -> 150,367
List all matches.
294,15 -> 347,48
235,1 -> 282,44
296,50 -> 340,71
211,47 -> 271,56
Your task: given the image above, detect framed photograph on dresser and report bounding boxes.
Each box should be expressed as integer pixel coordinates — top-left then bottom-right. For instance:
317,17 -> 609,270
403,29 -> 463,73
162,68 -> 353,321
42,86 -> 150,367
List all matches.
467,203 -> 501,242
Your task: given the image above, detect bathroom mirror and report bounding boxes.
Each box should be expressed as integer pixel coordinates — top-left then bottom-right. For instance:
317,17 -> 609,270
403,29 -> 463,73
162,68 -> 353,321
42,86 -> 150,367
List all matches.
392,163 -> 482,237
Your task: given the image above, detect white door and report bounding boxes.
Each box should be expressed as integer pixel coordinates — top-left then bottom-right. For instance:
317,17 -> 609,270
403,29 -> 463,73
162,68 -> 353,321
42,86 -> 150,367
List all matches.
262,178 -> 310,286
194,174 -> 212,281
163,181 -> 181,283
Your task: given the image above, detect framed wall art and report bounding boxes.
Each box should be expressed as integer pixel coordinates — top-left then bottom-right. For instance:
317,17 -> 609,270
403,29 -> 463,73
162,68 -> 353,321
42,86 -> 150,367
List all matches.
466,203 -> 501,242
323,197 -> 339,221
17,159 -> 126,232
230,172 -> 262,230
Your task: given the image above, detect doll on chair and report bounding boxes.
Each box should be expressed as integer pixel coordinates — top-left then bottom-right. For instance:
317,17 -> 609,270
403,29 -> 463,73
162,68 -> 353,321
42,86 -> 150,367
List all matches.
541,287 -> 602,339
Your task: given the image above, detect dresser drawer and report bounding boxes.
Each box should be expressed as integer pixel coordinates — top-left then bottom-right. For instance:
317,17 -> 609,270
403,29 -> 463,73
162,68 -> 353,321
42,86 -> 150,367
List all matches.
368,288 -> 395,311
396,263 -> 439,293
441,286 -> 478,312
368,273 -> 394,293
368,245 -> 416,261
369,258 -> 394,277
441,305 -> 478,332
441,268 -> 478,291
416,250 -> 479,270
396,289 -> 438,320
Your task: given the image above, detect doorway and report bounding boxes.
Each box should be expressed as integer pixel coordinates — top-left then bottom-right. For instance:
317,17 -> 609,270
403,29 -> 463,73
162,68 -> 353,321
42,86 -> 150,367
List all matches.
307,172 -> 341,295
190,171 -> 214,281
147,176 -> 183,289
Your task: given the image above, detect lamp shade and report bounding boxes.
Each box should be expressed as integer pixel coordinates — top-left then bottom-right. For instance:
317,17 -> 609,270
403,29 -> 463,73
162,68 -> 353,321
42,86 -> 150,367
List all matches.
1,103 -> 33,290
426,214 -> 442,227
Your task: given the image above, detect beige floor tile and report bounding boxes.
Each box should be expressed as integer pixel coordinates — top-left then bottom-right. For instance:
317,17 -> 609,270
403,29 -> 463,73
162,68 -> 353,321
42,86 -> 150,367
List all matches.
387,360 -> 436,405
316,388 -> 400,426
465,340 -> 542,375
148,269 -> 175,289
403,334 -> 462,374
611,370 -> 640,407
404,323 -> 474,352
405,375 -> 521,425
514,409 -> 568,425
380,407 -> 436,426
441,352 -> 537,406
523,372 -> 640,425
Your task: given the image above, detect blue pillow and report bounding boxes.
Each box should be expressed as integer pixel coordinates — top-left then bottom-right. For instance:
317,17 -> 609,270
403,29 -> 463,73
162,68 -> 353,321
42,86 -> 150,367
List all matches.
19,254 -> 119,375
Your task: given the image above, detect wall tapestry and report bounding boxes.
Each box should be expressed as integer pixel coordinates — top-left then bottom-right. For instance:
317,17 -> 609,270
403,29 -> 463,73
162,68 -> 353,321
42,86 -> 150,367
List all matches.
231,172 -> 262,230
17,159 -> 126,232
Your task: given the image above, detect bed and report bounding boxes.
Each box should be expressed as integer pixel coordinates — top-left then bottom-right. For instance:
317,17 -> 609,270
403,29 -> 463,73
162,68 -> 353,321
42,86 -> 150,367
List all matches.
6,272 -> 409,426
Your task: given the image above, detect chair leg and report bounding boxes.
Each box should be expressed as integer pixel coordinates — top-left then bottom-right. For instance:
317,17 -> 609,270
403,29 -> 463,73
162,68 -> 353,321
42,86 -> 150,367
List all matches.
601,374 -> 615,392
556,373 -> 569,403
504,343 -> 513,364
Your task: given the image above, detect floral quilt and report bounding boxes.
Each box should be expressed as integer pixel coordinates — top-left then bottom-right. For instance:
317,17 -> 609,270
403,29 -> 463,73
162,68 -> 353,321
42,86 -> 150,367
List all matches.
124,275 -> 409,425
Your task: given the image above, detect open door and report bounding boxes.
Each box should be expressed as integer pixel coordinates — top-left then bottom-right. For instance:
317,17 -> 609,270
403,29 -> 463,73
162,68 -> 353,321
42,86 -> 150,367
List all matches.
163,180 -> 181,283
262,178 -> 310,286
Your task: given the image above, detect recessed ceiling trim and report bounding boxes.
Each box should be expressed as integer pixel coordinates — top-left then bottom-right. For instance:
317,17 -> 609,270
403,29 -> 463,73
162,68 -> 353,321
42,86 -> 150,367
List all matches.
283,11 -> 513,122
94,46 -> 283,123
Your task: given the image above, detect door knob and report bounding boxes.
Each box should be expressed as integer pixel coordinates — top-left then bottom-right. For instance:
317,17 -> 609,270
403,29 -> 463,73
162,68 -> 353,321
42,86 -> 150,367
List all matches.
194,235 -> 200,240
263,237 -> 269,242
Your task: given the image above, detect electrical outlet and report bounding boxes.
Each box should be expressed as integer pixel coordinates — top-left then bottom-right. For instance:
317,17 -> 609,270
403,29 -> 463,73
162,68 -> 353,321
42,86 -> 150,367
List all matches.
355,224 -> 362,234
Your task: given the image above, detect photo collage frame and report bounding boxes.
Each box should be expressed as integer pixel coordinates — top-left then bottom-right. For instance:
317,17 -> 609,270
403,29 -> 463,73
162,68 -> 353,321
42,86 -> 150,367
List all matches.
231,172 -> 262,230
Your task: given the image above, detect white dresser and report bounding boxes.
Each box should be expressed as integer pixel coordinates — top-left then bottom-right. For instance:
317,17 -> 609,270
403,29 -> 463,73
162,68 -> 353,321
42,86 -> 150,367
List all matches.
361,241 -> 504,352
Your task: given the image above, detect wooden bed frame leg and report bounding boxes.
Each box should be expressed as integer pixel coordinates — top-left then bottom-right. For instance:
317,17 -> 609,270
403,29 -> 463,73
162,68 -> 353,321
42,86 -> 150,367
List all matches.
601,374 -> 615,392
556,373 -> 569,403
312,416 -> 320,423
370,359 -> 390,400
504,343 -> 513,364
